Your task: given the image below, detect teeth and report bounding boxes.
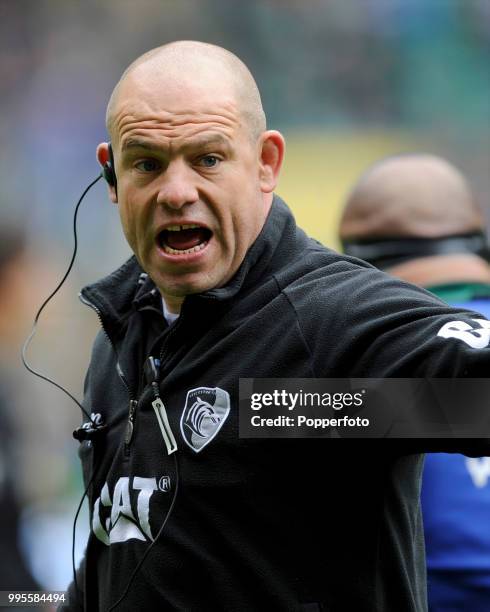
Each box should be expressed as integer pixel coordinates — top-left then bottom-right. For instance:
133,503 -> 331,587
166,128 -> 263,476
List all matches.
163,241 -> 208,255
165,224 -> 201,232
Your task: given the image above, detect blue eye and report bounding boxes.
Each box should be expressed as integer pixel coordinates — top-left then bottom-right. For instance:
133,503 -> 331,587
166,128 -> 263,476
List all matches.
199,155 -> 219,168
135,159 -> 160,172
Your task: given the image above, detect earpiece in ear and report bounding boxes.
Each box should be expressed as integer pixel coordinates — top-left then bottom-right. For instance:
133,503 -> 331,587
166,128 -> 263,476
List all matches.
102,163 -> 116,186
102,143 -> 118,193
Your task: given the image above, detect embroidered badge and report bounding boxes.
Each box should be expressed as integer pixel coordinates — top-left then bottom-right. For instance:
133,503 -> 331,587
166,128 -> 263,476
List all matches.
180,387 -> 230,452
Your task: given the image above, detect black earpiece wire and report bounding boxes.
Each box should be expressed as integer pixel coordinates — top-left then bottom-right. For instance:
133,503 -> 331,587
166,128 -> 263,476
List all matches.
21,173 -> 103,608
21,174 -> 103,423
107,452 -> 180,611
72,453 -> 103,602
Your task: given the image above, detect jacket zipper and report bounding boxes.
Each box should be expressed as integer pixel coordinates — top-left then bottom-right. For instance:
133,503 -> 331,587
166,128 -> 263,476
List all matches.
143,317 -> 184,455
79,292 -> 138,456
79,291 -> 183,458
158,315 -> 181,372
151,381 -> 178,454
124,399 -> 138,456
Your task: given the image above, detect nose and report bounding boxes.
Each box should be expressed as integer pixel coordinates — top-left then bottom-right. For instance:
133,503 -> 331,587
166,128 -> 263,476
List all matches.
156,159 -> 199,210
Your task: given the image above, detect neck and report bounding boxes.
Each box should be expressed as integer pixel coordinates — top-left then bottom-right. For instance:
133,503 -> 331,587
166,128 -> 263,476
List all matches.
388,254 -> 490,287
161,294 -> 184,315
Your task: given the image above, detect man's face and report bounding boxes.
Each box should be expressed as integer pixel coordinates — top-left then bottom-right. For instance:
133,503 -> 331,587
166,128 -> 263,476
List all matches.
107,76 -> 270,302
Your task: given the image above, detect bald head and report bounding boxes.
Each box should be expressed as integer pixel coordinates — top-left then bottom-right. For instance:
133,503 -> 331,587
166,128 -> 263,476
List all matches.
106,41 -> 266,144
340,154 -> 484,240
339,154 -> 490,286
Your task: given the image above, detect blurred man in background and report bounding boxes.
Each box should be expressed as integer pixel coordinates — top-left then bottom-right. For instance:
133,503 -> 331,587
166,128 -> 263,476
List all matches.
340,153 -> 490,612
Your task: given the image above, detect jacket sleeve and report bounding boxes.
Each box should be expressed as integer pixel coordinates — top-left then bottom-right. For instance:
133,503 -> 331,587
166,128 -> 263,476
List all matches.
288,263 -> 490,454
291,264 -> 490,375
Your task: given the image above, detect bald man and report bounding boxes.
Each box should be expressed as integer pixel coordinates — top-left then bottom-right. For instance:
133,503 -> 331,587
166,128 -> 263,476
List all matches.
340,154 -> 490,612
65,44 -> 490,612
340,154 -> 490,289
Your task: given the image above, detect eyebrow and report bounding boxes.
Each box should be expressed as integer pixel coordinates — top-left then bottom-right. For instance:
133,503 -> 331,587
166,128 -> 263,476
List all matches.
187,135 -> 231,151
120,134 -> 231,153
121,138 -> 159,152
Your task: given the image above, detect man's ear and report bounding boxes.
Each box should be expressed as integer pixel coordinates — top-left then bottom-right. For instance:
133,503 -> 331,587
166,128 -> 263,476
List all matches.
96,142 -> 117,203
258,131 -> 285,194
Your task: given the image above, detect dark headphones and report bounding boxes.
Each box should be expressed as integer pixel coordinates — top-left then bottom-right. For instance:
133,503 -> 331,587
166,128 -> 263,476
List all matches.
102,143 -> 118,193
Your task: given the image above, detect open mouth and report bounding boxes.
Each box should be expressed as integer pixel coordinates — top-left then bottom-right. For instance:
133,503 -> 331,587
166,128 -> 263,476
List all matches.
157,224 -> 213,255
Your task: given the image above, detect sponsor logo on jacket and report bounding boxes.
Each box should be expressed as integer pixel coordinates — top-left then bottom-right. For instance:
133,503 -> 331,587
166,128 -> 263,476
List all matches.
92,475 -> 170,545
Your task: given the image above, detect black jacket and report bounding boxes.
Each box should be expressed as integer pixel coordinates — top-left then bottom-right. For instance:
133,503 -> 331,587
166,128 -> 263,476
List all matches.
63,196 -> 490,612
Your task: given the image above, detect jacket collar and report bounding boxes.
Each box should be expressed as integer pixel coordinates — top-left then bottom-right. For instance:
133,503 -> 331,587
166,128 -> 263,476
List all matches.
80,194 -> 299,331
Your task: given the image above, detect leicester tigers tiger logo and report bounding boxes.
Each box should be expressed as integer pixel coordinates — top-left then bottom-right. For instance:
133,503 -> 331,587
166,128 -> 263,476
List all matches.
180,387 -> 230,452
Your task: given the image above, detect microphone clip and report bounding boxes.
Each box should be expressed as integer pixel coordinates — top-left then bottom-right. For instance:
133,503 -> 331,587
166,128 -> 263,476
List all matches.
73,421 -> 107,442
